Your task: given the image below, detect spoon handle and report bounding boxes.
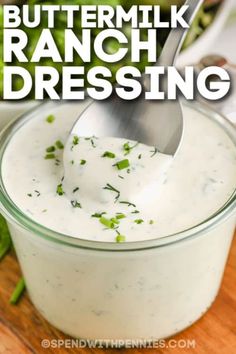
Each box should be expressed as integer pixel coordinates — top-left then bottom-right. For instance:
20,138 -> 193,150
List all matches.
158,0 -> 203,66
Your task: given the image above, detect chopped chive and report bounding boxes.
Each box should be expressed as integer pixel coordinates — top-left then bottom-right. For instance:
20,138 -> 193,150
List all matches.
91,212 -> 106,218
114,159 -> 130,170
118,175 -> 124,179
149,220 -> 154,225
85,135 -> 98,140
99,216 -> 115,229
150,147 -> 158,157
116,213 -> 126,219
0,215 -> 11,261
138,154 -> 142,159
27,193 -> 32,197
46,114 -> 55,124
116,235 -> 126,243
46,146 -> 55,153
73,135 -> 79,146
119,201 -> 136,208
71,200 -> 81,208
80,159 -> 86,165
134,219 -> 144,224
56,184 -> 64,196
70,160 -> 74,165
85,137 -> 96,148
90,139 -> 96,148
123,142 -> 138,155
45,153 -> 55,160
132,210 -> 140,214
73,187 -> 79,193
103,184 -> 120,202
10,277 -> 25,305
123,142 -> 130,152
55,140 -> 64,150
102,151 -> 116,158
34,190 -> 40,197
110,218 -> 120,225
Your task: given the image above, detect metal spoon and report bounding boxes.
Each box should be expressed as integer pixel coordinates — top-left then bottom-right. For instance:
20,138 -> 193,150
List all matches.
70,0 -> 203,155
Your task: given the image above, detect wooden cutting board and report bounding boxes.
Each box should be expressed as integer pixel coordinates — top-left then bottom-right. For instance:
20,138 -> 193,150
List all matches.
0,233 -> 235,354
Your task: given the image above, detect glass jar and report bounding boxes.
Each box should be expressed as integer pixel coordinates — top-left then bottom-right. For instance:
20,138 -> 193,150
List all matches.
0,101 -> 235,341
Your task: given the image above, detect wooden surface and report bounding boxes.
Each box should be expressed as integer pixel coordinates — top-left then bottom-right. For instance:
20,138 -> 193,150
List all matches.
0,234 -> 235,354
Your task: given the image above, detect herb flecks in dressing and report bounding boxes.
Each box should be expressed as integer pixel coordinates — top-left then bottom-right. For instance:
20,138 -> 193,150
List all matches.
2,104 -> 236,242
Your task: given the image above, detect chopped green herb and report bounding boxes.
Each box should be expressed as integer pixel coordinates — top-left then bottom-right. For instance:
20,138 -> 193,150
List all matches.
0,214 -> 11,261
56,184 -> 64,196
134,219 -> 144,224
110,218 -> 120,225
55,140 -> 64,150
119,201 -> 136,208
73,135 -> 79,146
149,220 -> 154,225
114,159 -> 130,170
102,151 -> 116,158
27,193 -> 32,197
85,137 -> 96,148
138,154 -> 142,159
46,146 -> 55,153
85,135 -> 98,140
46,114 -> 55,124
150,147 -> 158,157
91,212 -> 106,218
90,139 -> 96,148
132,210 -> 140,214
34,190 -> 40,197
116,213 -> 126,219
85,136 -> 97,148
45,153 -> 56,160
10,277 -> 25,305
118,175 -> 124,179
116,234 -> 126,243
103,184 -> 120,202
80,159 -> 86,165
73,187 -> 79,193
123,142 -> 138,155
70,160 -> 74,165
71,200 -> 81,208
123,142 -> 130,152
99,216 -> 115,229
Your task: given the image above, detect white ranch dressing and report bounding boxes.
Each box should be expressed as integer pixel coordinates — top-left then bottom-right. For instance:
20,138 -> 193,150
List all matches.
63,135 -> 172,208
2,103 -> 236,242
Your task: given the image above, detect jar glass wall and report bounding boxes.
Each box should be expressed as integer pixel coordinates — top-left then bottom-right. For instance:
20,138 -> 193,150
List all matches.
0,101 -> 235,341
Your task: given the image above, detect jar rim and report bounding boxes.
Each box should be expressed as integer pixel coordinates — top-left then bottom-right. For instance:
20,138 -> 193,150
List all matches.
0,100 -> 235,252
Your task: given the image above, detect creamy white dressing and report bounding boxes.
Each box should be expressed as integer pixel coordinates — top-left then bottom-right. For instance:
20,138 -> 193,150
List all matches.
2,103 -> 236,242
63,135 -> 172,208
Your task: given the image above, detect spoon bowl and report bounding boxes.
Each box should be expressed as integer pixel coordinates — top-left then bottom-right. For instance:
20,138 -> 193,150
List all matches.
70,0 -> 203,155
72,94 -> 184,155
